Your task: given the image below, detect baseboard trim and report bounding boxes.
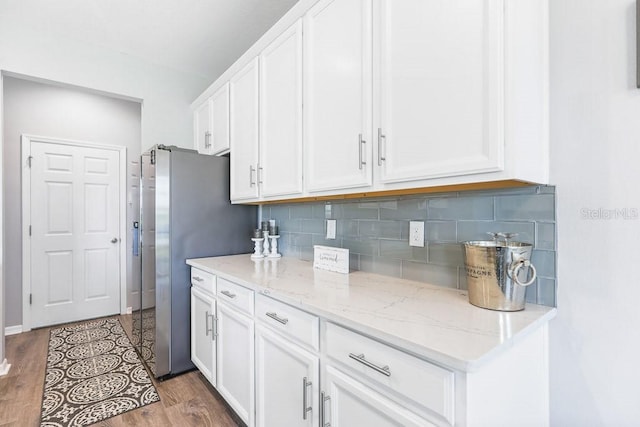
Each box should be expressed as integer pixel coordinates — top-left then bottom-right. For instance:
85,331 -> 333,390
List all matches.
5,325 -> 23,336
0,358 -> 11,376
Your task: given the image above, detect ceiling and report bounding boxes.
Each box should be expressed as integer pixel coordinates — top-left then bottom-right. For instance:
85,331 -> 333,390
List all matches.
0,0 -> 299,82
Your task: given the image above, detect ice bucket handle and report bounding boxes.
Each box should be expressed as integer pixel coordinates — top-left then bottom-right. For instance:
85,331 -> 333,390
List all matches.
509,259 -> 537,286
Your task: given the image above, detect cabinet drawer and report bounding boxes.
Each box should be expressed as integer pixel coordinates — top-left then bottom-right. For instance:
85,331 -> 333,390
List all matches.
255,294 -> 319,351
217,277 -> 254,315
324,322 -> 455,424
191,268 -> 216,295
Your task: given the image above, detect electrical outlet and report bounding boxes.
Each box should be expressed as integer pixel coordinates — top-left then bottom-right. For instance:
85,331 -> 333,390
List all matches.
326,219 -> 337,239
409,221 -> 425,247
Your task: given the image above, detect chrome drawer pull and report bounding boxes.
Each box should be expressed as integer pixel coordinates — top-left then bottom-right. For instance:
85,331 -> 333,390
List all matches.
249,165 -> 256,186
358,133 -> 366,170
348,353 -> 391,377
320,391 -> 331,427
220,290 -> 236,299
377,127 -> 386,166
302,377 -> 312,420
193,276 -> 204,282
266,312 -> 289,325
205,311 -> 212,336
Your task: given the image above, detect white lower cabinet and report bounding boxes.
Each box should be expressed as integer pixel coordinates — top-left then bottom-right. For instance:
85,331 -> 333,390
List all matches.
189,265 -> 549,427
217,300 -> 255,427
190,286 -> 216,386
255,324 -> 319,427
190,269 -> 255,427
321,364 -> 435,427
322,321 -> 450,426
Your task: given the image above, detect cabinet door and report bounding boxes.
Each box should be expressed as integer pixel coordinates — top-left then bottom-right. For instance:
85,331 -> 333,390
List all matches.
195,99 -> 212,154
230,58 -> 260,202
374,0 -> 504,183
211,82 -> 230,155
190,287 -> 216,386
304,0 -> 373,192
217,301 -> 255,426
259,20 -> 303,198
255,325 -> 319,427
321,365 -> 435,427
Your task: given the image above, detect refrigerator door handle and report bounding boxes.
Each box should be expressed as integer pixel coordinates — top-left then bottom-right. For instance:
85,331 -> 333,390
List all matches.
132,221 -> 139,256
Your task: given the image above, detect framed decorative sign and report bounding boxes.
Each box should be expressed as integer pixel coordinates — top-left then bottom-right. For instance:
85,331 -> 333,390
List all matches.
313,245 -> 349,274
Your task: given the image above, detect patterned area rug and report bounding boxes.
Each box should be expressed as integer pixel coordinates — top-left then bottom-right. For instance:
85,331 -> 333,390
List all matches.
40,317 -> 160,427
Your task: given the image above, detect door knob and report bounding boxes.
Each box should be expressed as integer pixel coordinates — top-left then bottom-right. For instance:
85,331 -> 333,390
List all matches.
111,238 -> 119,243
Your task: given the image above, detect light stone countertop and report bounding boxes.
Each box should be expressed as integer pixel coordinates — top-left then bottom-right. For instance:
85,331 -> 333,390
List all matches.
187,254 -> 556,372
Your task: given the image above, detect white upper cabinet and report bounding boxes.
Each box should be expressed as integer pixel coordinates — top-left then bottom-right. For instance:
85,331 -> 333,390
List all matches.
259,20 -> 304,199
303,0 -> 373,193
194,0 -> 548,201
374,0 -> 503,183
194,99 -> 213,154
230,58 -> 260,202
210,82 -> 230,155
194,83 -> 230,155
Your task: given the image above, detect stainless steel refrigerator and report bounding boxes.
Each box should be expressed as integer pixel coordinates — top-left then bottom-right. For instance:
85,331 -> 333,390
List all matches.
132,145 -> 256,379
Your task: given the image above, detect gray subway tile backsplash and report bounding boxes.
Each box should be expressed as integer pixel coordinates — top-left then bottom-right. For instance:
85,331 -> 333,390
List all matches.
301,218 -> 325,234
536,222 -> 556,251
380,239 -> 425,262
537,277 -> 556,306
428,242 -> 464,267
380,198 -> 428,220
531,249 -> 556,279
360,255 -> 403,277
265,185 -> 557,307
495,193 -> 555,221
457,220 -> 535,243
290,204 -> 314,219
428,196 -> 495,220
425,221 -> 457,242
360,220 -> 404,239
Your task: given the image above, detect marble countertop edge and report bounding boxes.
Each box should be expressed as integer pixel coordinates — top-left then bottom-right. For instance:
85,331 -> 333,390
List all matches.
186,255 -> 556,373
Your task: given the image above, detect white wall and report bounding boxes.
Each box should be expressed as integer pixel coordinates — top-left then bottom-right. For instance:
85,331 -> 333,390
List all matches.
3,76 -> 142,328
550,0 -> 640,425
0,18 -> 209,153
0,14 -> 209,360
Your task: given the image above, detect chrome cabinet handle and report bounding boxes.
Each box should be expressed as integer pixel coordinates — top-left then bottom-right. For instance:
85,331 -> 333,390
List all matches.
358,134 -> 366,170
192,276 -> 204,282
204,131 -> 211,149
205,312 -> 216,341
377,128 -> 386,166
320,391 -> 331,427
348,353 -> 391,377
266,312 -> 288,325
249,165 -> 256,186
212,315 -> 218,340
220,290 -> 236,299
205,311 -> 211,336
302,377 -> 312,420
258,165 -> 264,185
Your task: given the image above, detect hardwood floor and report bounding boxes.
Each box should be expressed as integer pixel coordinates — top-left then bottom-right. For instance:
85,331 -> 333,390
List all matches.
0,315 -> 242,427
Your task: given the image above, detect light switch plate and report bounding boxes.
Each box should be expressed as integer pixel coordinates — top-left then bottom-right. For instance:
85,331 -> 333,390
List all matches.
409,221 -> 425,247
326,219 -> 337,239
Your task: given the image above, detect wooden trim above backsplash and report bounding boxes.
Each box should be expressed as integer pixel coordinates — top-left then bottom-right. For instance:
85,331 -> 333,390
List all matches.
252,179 -> 535,205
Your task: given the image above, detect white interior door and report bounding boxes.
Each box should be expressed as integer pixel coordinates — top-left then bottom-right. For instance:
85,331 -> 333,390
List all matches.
27,139 -> 121,328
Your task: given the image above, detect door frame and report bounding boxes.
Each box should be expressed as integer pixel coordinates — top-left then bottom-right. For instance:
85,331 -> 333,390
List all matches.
21,134 -> 127,331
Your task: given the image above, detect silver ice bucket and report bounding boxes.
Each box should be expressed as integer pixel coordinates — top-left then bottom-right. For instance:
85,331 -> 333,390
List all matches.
462,235 -> 537,311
